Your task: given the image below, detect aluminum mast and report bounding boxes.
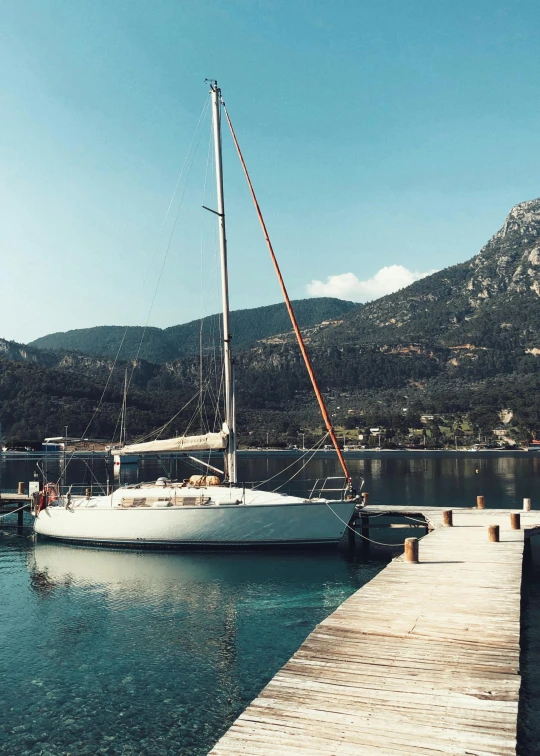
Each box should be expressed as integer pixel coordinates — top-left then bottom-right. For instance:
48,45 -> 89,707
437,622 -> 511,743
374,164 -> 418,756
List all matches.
210,81 -> 236,484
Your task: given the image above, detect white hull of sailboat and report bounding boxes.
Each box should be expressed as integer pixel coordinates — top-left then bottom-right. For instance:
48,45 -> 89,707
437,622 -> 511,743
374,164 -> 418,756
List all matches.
33,497 -> 356,547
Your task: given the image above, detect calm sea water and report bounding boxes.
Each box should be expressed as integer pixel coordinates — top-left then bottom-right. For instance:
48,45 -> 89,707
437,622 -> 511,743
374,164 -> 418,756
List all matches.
1,451 -> 539,754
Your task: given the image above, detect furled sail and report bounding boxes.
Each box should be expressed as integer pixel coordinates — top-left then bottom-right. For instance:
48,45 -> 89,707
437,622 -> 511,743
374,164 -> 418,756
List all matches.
118,425 -> 228,455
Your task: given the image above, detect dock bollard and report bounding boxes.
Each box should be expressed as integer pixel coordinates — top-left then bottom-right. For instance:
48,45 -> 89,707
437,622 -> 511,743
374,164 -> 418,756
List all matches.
524,498 -> 532,512
510,513 -> 521,530
86,488 -> 91,499
362,492 -> 370,506
442,510 -> 453,527
488,525 -> 500,542
18,482 -> 24,495
477,495 -> 485,509
404,537 -> 419,563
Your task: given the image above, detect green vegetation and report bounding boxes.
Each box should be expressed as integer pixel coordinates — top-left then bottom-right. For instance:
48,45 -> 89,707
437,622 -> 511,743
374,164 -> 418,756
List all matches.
5,199 -> 540,447
29,298 -> 358,362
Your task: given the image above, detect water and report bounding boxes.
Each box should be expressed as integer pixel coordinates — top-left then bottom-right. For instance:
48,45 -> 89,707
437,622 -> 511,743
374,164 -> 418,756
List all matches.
1,452 -> 540,754
1,539 -> 381,756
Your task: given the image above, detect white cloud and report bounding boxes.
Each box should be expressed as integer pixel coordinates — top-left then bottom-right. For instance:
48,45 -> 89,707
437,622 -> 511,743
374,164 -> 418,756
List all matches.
306,265 -> 437,302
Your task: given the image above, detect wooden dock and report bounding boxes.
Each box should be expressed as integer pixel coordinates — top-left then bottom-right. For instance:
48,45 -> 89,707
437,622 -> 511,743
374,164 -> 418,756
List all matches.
0,493 -> 31,527
209,506 -> 540,755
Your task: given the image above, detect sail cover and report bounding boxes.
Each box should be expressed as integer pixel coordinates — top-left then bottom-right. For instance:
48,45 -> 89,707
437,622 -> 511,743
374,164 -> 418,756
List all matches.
118,427 -> 228,455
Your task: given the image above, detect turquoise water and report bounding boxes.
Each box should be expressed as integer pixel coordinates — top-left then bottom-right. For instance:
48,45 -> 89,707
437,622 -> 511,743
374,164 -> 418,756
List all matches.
1,452 -> 540,754
0,535 -> 384,755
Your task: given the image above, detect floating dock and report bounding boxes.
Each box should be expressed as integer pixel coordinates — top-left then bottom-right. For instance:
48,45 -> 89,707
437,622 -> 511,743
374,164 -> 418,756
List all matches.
209,505 -> 540,755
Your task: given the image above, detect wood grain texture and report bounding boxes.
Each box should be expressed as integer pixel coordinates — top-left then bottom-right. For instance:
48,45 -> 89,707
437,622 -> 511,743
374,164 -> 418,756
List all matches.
209,507 -> 540,755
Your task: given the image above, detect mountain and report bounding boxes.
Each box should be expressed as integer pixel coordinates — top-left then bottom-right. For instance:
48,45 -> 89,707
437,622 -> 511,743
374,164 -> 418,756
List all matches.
233,198 -> 540,438
317,198 -> 540,350
29,298 -> 358,362
4,199 -> 540,444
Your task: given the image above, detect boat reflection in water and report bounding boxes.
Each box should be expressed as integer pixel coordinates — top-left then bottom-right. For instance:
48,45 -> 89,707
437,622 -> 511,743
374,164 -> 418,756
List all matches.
29,541 -> 364,598
26,542 -> 372,756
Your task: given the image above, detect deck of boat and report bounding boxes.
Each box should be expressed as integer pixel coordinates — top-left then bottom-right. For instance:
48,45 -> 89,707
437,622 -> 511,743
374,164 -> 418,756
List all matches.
209,506 -> 540,755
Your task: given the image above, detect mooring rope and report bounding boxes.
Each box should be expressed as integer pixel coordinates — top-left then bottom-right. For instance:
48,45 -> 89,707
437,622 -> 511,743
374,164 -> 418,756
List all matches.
0,502 -> 31,523
250,434 -> 329,491
323,501 -> 409,548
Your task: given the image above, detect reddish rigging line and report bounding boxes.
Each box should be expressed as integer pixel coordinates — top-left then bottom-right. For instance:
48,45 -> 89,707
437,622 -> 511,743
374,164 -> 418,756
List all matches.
221,99 -> 351,485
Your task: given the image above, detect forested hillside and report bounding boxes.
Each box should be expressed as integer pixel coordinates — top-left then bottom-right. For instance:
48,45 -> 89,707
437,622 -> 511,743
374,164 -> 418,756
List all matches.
3,199 -> 540,446
29,298 -> 357,362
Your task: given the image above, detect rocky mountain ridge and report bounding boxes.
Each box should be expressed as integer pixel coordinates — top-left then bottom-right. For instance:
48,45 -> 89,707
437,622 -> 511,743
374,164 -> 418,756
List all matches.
2,198 -> 540,440
312,198 -> 540,349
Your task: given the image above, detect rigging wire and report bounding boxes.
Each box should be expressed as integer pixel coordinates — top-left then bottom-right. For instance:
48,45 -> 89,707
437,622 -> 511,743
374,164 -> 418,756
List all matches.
270,436 -> 331,493
132,388 -> 205,443
219,94 -> 352,485
198,123 -> 214,433
127,97 -> 211,394
87,96 -> 210,443
251,433 -> 329,490
323,502 -> 426,548
61,97 -> 211,481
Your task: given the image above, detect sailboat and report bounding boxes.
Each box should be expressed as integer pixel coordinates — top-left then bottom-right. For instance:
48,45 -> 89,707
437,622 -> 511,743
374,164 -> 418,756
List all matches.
33,82 -> 362,548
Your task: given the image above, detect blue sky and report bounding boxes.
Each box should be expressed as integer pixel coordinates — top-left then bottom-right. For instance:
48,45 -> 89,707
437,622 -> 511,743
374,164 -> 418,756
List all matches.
1,0 -> 539,343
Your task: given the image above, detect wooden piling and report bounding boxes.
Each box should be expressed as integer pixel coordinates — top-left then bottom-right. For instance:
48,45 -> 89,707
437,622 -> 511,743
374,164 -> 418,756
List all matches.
404,537 -> 419,563
362,492 -> 370,506
360,513 -> 369,542
510,512 -> 521,530
86,488 -> 91,499
524,498 -> 532,512
488,524 -> 500,542
477,495 -> 485,509
17,482 -> 24,495
17,507 -> 24,528
347,521 -> 355,550
442,509 -> 453,527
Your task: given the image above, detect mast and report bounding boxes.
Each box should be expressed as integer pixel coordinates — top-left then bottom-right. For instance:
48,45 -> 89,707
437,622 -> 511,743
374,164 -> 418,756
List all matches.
210,81 -> 236,484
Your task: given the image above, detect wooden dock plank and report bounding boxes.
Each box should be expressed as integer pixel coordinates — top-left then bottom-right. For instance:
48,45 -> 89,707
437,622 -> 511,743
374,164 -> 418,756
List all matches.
208,507 -> 535,754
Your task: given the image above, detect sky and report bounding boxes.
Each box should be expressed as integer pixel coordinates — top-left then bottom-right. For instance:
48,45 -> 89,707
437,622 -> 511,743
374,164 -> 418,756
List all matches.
1,0 -> 539,343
